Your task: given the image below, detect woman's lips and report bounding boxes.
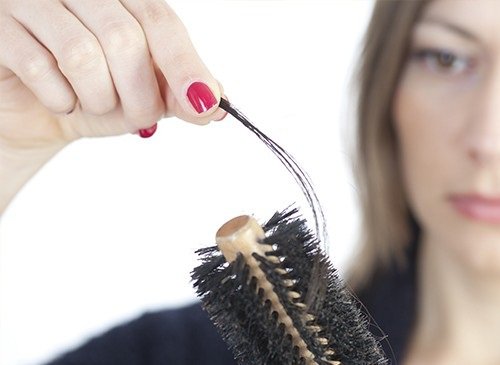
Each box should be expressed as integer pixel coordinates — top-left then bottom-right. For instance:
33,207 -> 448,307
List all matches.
450,194 -> 500,224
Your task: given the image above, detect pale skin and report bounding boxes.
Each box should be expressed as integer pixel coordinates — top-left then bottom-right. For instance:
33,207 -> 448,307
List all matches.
5,0 -> 500,363
0,0 -> 227,213
394,0 -> 500,364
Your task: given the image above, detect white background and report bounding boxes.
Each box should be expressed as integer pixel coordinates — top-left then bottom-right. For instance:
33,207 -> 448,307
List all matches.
0,1 -> 374,364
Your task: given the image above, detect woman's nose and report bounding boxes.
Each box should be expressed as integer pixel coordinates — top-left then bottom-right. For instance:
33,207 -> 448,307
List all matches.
464,68 -> 500,165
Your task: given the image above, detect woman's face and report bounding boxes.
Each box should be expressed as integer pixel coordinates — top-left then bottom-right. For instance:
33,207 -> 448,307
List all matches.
394,0 -> 500,273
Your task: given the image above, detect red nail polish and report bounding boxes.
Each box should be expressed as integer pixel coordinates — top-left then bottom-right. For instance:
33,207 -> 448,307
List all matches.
138,123 -> 157,138
187,82 -> 217,114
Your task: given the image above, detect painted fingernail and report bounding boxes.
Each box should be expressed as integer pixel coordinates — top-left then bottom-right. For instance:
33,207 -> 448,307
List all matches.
187,82 -> 217,114
138,123 -> 157,138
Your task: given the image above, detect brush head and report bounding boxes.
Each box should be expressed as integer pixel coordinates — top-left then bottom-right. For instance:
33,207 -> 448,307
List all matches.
192,207 -> 388,365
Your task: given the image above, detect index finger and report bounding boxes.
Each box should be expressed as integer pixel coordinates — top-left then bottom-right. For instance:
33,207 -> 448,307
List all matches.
120,0 -> 221,118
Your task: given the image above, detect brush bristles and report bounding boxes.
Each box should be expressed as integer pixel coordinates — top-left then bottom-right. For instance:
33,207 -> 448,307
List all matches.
192,207 -> 388,365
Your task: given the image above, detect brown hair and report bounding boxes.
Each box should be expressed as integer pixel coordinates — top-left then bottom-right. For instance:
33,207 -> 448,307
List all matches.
348,0 -> 430,288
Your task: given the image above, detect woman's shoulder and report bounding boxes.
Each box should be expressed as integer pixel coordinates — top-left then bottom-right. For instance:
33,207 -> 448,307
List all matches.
355,241 -> 419,364
45,302 -> 236,365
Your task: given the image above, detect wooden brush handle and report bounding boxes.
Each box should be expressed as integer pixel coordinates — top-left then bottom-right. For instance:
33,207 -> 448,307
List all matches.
216,215 -> 270,263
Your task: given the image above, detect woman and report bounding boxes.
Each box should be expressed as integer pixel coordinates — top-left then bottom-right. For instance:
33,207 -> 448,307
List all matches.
2,0 -> 499,364
353,0 -> 500,363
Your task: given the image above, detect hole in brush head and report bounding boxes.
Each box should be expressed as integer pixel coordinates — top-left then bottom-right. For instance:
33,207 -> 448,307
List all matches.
216,215 -> 251,238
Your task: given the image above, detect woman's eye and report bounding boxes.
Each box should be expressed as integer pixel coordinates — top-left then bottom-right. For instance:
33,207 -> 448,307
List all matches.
411,48 -> 473,75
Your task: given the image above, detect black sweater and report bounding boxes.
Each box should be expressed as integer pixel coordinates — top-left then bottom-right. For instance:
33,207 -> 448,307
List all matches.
44,246 -> 418,365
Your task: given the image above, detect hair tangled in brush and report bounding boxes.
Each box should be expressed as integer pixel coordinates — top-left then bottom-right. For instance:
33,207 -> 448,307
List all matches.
192,207 -> 387,365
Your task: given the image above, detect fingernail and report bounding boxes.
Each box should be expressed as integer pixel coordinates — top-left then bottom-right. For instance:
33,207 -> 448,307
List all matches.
187,82 -> 217,114
138,123 -> 157,138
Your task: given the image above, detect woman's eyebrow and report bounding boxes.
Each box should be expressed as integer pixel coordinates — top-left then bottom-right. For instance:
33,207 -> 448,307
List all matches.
418,17 -> 479,42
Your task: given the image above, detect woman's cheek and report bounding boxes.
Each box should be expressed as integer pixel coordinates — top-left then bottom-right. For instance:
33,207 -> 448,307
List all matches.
393,70 -> 453,227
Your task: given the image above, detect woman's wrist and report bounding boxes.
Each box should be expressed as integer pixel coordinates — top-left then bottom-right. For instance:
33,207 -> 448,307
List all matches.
0,141 -> 67,214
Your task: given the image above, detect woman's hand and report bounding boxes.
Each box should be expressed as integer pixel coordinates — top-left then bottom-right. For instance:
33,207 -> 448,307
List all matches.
0,0 -> 226,212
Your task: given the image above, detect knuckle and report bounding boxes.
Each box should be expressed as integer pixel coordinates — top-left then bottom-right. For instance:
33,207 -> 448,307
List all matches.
19,52 -> 55,82
103,22 -> 146,55
140,1 -> 180,27
170,50 -> 194,69
60,36 -> 102,72
50,98 -> 76,114
85,97 -> 117,116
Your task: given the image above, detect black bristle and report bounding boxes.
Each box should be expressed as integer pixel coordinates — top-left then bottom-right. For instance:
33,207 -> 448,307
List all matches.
192,207 -> 388,365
